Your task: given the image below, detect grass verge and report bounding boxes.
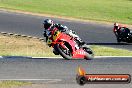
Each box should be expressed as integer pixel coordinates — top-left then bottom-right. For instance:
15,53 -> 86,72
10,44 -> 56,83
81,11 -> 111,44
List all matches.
0,0 -> 132,24
91,45 -> 132,56
0,34 -> 55,57
0,34 -> 132,56
0,81 -> 30,88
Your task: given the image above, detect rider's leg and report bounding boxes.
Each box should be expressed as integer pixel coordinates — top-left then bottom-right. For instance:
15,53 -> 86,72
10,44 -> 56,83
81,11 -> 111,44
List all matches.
67,30 -> 85,46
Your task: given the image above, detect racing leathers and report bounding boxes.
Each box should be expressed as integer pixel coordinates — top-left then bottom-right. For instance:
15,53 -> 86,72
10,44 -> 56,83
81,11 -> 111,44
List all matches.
43,23 -> 85,47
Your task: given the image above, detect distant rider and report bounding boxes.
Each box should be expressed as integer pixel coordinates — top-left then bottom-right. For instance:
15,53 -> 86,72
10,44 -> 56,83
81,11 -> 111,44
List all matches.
113,23 -> 130,38
43,19 -> 85,46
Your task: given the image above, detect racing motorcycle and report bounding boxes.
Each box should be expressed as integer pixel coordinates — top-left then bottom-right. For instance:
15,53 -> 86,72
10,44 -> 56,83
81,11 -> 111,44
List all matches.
46,27 -> 94,60
115,28 -> 132,43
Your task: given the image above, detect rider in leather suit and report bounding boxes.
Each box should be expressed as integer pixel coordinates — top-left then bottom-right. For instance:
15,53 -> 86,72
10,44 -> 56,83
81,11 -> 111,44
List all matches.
43,19 -> 85,46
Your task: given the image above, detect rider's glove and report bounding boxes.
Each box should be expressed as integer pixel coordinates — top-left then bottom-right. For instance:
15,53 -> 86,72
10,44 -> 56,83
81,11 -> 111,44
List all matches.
46,39 -> 52,47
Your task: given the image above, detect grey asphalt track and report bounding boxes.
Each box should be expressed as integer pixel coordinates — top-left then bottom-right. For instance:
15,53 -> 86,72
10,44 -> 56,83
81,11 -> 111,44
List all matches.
0,57 -> 132,88
0,10 -> 132,50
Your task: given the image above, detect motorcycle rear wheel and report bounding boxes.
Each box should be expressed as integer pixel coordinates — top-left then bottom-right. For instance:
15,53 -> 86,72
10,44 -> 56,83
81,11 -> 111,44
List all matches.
83,47 -> 94,60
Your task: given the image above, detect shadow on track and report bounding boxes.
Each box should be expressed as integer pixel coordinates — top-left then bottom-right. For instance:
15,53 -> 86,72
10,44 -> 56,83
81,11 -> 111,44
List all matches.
87,42 -> 132,45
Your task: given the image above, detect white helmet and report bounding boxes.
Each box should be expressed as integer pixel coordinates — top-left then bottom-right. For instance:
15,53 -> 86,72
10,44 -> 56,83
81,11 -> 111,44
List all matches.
114,23 -> 119,27
43,19 -> 53,29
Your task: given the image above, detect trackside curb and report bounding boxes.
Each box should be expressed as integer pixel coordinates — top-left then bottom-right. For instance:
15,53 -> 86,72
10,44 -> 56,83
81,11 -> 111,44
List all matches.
0,32 -> 45,41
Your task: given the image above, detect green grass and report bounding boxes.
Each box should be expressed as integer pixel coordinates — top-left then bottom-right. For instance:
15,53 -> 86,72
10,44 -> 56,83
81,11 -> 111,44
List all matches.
0,0 -> 132,24
0,34 -> 132,56
91,45 -> 132,56
0,81 -> 30,88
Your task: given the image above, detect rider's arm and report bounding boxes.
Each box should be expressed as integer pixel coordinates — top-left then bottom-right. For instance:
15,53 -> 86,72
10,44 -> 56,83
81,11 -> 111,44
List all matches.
113,26 -> 118,33
54,23 -> 67,32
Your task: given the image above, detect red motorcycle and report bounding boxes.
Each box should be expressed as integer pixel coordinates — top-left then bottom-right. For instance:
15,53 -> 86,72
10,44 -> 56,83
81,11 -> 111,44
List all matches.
46,27 -> 94,60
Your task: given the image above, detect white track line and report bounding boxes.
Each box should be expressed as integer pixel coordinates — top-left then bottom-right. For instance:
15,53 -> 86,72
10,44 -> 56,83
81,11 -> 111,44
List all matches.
0,79 -> 62,83
32,56 -> 132,59
0,79 -> 61,81
95,56 -> 132,58
0,56 -> 132,59
31,57 -> 62,59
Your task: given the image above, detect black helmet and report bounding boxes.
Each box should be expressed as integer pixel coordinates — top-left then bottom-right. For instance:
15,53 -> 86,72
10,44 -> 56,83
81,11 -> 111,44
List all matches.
43,19 -> 53,29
